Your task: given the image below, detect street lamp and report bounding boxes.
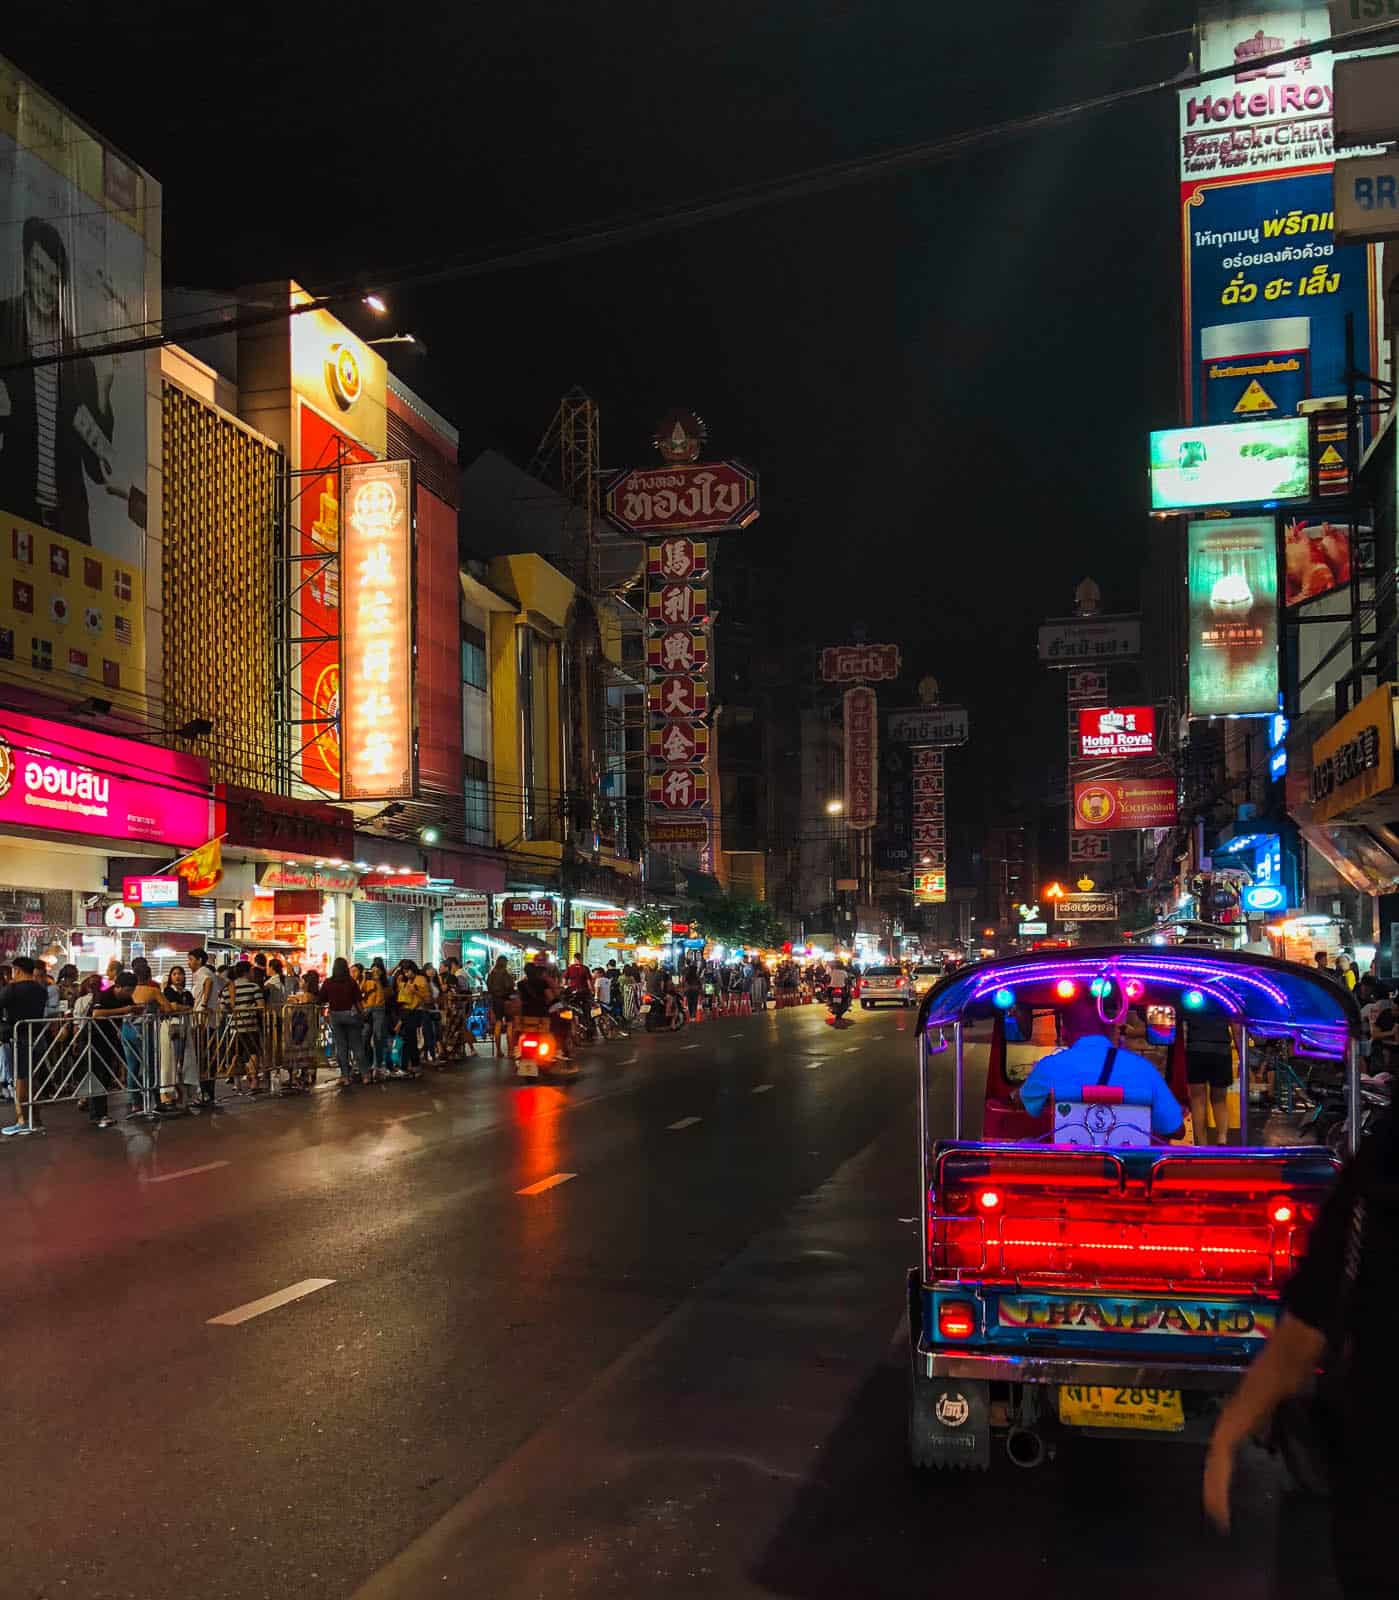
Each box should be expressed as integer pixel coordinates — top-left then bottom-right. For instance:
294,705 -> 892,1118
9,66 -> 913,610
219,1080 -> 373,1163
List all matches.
826,799 -> 844,815
363,294 -> 387,313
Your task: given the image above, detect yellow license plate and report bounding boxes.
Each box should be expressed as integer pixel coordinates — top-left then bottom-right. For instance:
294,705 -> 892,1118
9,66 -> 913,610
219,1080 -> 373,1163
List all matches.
1057,1385 -> 1184,1432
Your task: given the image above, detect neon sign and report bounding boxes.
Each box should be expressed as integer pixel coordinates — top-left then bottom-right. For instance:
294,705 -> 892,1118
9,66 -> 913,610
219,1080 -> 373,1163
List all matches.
340,459 -> 416,800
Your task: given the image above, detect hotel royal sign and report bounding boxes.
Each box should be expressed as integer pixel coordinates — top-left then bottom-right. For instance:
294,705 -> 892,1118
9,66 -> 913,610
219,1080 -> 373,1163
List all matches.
339,459 -> 416,801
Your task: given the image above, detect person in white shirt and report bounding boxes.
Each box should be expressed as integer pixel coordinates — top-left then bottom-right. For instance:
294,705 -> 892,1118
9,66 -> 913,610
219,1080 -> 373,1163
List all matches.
187,949 -> 219,1108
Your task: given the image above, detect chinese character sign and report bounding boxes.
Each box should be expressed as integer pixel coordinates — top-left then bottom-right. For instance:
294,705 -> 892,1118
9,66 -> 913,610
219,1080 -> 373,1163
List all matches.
844,686 -> 879,831
644,537 -> 713,861
1187,517 -> 1279,717
340,459 -> 415,800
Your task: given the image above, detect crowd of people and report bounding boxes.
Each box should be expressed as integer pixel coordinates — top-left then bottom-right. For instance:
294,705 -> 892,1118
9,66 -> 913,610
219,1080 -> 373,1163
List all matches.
0,948 -> 552,1134
0,944 -> 872,1132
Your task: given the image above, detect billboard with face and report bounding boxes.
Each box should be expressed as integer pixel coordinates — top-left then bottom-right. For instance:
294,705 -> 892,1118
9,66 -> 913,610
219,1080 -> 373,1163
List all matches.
0,58 -> 159,705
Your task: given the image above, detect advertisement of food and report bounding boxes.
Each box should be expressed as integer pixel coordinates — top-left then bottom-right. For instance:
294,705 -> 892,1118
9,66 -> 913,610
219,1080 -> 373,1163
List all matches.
1283,517 -> 1351,606
0,59 -> 158,704
1072,779 -> 1179,832
1178,9 -> 1380,432
1187,517 -> 1280,716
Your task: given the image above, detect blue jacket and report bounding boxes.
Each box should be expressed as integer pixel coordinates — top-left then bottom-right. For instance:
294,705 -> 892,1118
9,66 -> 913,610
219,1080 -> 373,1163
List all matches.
1021,1034 -> 1184,1138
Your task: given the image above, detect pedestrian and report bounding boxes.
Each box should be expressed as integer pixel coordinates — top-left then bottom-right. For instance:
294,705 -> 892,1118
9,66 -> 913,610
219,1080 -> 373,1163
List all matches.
0,957 -> 48,1135
320,957 -> 364,1089
124,958 -> 176,1117
394,960 -> 430,1078
282,970 -> 321,1090
683,960 -> 701,1020
486,956 -> 516,1058
161,964 -> 197,1111
186,948 -> 220,1109
77,972 -> 124,1127
226,960 -> 266,1093
437,959 -> 475,1060
356,961 -> 389,1079
420,963 -> 444,1063
1205,1112 -> 1399,1595
1184,1006 -> 1239,1146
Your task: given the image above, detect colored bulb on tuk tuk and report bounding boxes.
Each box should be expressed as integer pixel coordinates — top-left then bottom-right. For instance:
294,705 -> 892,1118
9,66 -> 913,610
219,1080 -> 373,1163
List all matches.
1183,988 -> 1205,1010
993,988 -> 1015,1009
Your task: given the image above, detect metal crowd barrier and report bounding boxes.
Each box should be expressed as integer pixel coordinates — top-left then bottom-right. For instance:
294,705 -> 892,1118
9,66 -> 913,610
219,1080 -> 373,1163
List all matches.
8,1011 -> 340,1128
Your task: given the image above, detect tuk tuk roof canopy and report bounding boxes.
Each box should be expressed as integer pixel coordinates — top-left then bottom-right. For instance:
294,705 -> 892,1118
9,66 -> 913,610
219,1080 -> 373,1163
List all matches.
918,945 -> 1360,1043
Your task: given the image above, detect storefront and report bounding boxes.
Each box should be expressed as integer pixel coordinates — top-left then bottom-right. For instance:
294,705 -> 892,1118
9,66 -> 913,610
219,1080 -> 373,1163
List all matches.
1294,683 -> 1399,968
0,710 -> 215,974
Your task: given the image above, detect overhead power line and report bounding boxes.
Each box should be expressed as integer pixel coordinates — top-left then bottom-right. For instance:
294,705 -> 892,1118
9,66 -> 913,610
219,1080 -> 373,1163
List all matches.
5,16 -> 1398,379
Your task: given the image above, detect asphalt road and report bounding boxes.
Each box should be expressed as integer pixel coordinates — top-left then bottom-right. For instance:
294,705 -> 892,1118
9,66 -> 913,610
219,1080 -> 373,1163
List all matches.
3,1000 -> 1339,1600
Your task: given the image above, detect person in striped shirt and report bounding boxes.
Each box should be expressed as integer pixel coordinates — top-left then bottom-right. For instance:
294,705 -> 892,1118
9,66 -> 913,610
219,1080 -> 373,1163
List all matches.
224,961 -> 266,1094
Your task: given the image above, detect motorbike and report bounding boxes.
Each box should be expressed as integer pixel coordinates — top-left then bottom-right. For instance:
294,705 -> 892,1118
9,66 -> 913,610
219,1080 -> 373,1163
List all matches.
825,988 -> 853,1028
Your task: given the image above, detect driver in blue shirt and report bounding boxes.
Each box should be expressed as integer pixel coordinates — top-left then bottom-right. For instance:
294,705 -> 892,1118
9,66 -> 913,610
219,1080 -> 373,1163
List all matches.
1020,1000 -> 1184,1138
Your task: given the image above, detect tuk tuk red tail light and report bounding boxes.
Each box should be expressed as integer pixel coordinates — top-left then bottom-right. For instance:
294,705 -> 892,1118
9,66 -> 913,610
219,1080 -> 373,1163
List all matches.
938,1300 -> 977,1339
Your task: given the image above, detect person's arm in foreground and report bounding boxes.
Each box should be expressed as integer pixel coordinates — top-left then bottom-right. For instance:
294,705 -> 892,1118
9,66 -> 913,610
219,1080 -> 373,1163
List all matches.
1203,1312 -> 1324,1531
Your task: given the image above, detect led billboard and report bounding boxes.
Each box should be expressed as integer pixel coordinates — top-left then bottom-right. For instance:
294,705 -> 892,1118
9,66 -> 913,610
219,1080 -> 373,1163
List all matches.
1187,517 -> 1280,717
1149,418 -> 1310,510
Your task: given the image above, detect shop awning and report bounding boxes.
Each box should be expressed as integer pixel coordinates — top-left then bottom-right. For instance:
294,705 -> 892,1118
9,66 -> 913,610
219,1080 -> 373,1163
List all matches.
461,928 -> 552,956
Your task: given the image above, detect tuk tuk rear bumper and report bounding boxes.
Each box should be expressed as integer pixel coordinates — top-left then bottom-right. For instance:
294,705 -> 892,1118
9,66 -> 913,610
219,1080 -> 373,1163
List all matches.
919,1346 -> 1246,1391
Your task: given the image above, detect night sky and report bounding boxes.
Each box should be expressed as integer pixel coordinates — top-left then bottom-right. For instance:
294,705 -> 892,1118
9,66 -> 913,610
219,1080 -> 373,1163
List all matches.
10,0 -> 1194,835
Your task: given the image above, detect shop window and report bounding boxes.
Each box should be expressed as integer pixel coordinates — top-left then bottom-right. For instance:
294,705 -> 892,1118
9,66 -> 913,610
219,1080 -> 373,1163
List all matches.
464,755 -> 490,846
461,623 -> 487,692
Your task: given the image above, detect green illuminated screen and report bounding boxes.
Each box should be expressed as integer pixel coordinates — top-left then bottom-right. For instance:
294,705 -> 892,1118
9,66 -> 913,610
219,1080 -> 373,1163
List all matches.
1149,418 -> 1309,511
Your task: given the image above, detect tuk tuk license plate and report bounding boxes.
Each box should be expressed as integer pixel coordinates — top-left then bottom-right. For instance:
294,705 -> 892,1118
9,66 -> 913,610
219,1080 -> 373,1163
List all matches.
1058,1385 -> 1184,1432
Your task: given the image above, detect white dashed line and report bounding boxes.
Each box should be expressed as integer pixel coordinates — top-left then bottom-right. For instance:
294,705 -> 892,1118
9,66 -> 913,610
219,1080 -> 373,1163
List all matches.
844,1046 -> 860,1054
142,1160 -> 230,1185
805,1061 -> 822,1070
387,1110 -> 433,1123
668,1116 -> 702,1130
208,1278 -> 335,1327
516,1172 -> 577,1196
751,1083 -> 774,1095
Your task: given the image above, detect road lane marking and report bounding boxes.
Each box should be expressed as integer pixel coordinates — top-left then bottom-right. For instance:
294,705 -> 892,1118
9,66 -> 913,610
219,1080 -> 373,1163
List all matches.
751,1083 -> 774,1095
667,1116 -> 702,1130
516,1172 -> 577,1196
208,1278 -> 335,1327
845,1046 -> 860,1054
681,1043 -> 700,1051
388,1110 -> 433,1123
142,1160 -> 230,1185
625,1053 -> 639,1062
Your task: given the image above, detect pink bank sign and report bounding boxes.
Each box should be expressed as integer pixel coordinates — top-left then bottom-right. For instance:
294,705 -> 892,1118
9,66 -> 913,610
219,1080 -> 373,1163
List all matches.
0,712 -> 213,847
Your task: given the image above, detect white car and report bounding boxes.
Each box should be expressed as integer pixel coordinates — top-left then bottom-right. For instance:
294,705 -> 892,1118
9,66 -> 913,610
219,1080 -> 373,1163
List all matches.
858,965 -> 911,1008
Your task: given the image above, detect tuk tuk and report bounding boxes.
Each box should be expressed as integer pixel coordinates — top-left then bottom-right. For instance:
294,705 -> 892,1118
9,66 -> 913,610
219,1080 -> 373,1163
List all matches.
909,945 -> 1360,1472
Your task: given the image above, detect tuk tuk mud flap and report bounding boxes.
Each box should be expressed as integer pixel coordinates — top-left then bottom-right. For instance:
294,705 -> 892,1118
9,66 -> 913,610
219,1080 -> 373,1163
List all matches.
910,1373 -> 992,1470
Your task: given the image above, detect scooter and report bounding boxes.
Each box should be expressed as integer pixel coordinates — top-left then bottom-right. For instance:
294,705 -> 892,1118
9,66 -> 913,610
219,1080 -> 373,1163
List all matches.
516,1020 -> 580,1080
825,989 -> 854,1028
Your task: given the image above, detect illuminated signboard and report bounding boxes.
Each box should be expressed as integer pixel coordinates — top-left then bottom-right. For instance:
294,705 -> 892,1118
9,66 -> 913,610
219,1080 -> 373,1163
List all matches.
122,876 -> 181,907
1149,418 -> 1310,510
1187,517 -> 1280,717
844,686 -> 879,830
913,870 -> 946,904
1077,707 -> 1156,759
340,460 -> 416,801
